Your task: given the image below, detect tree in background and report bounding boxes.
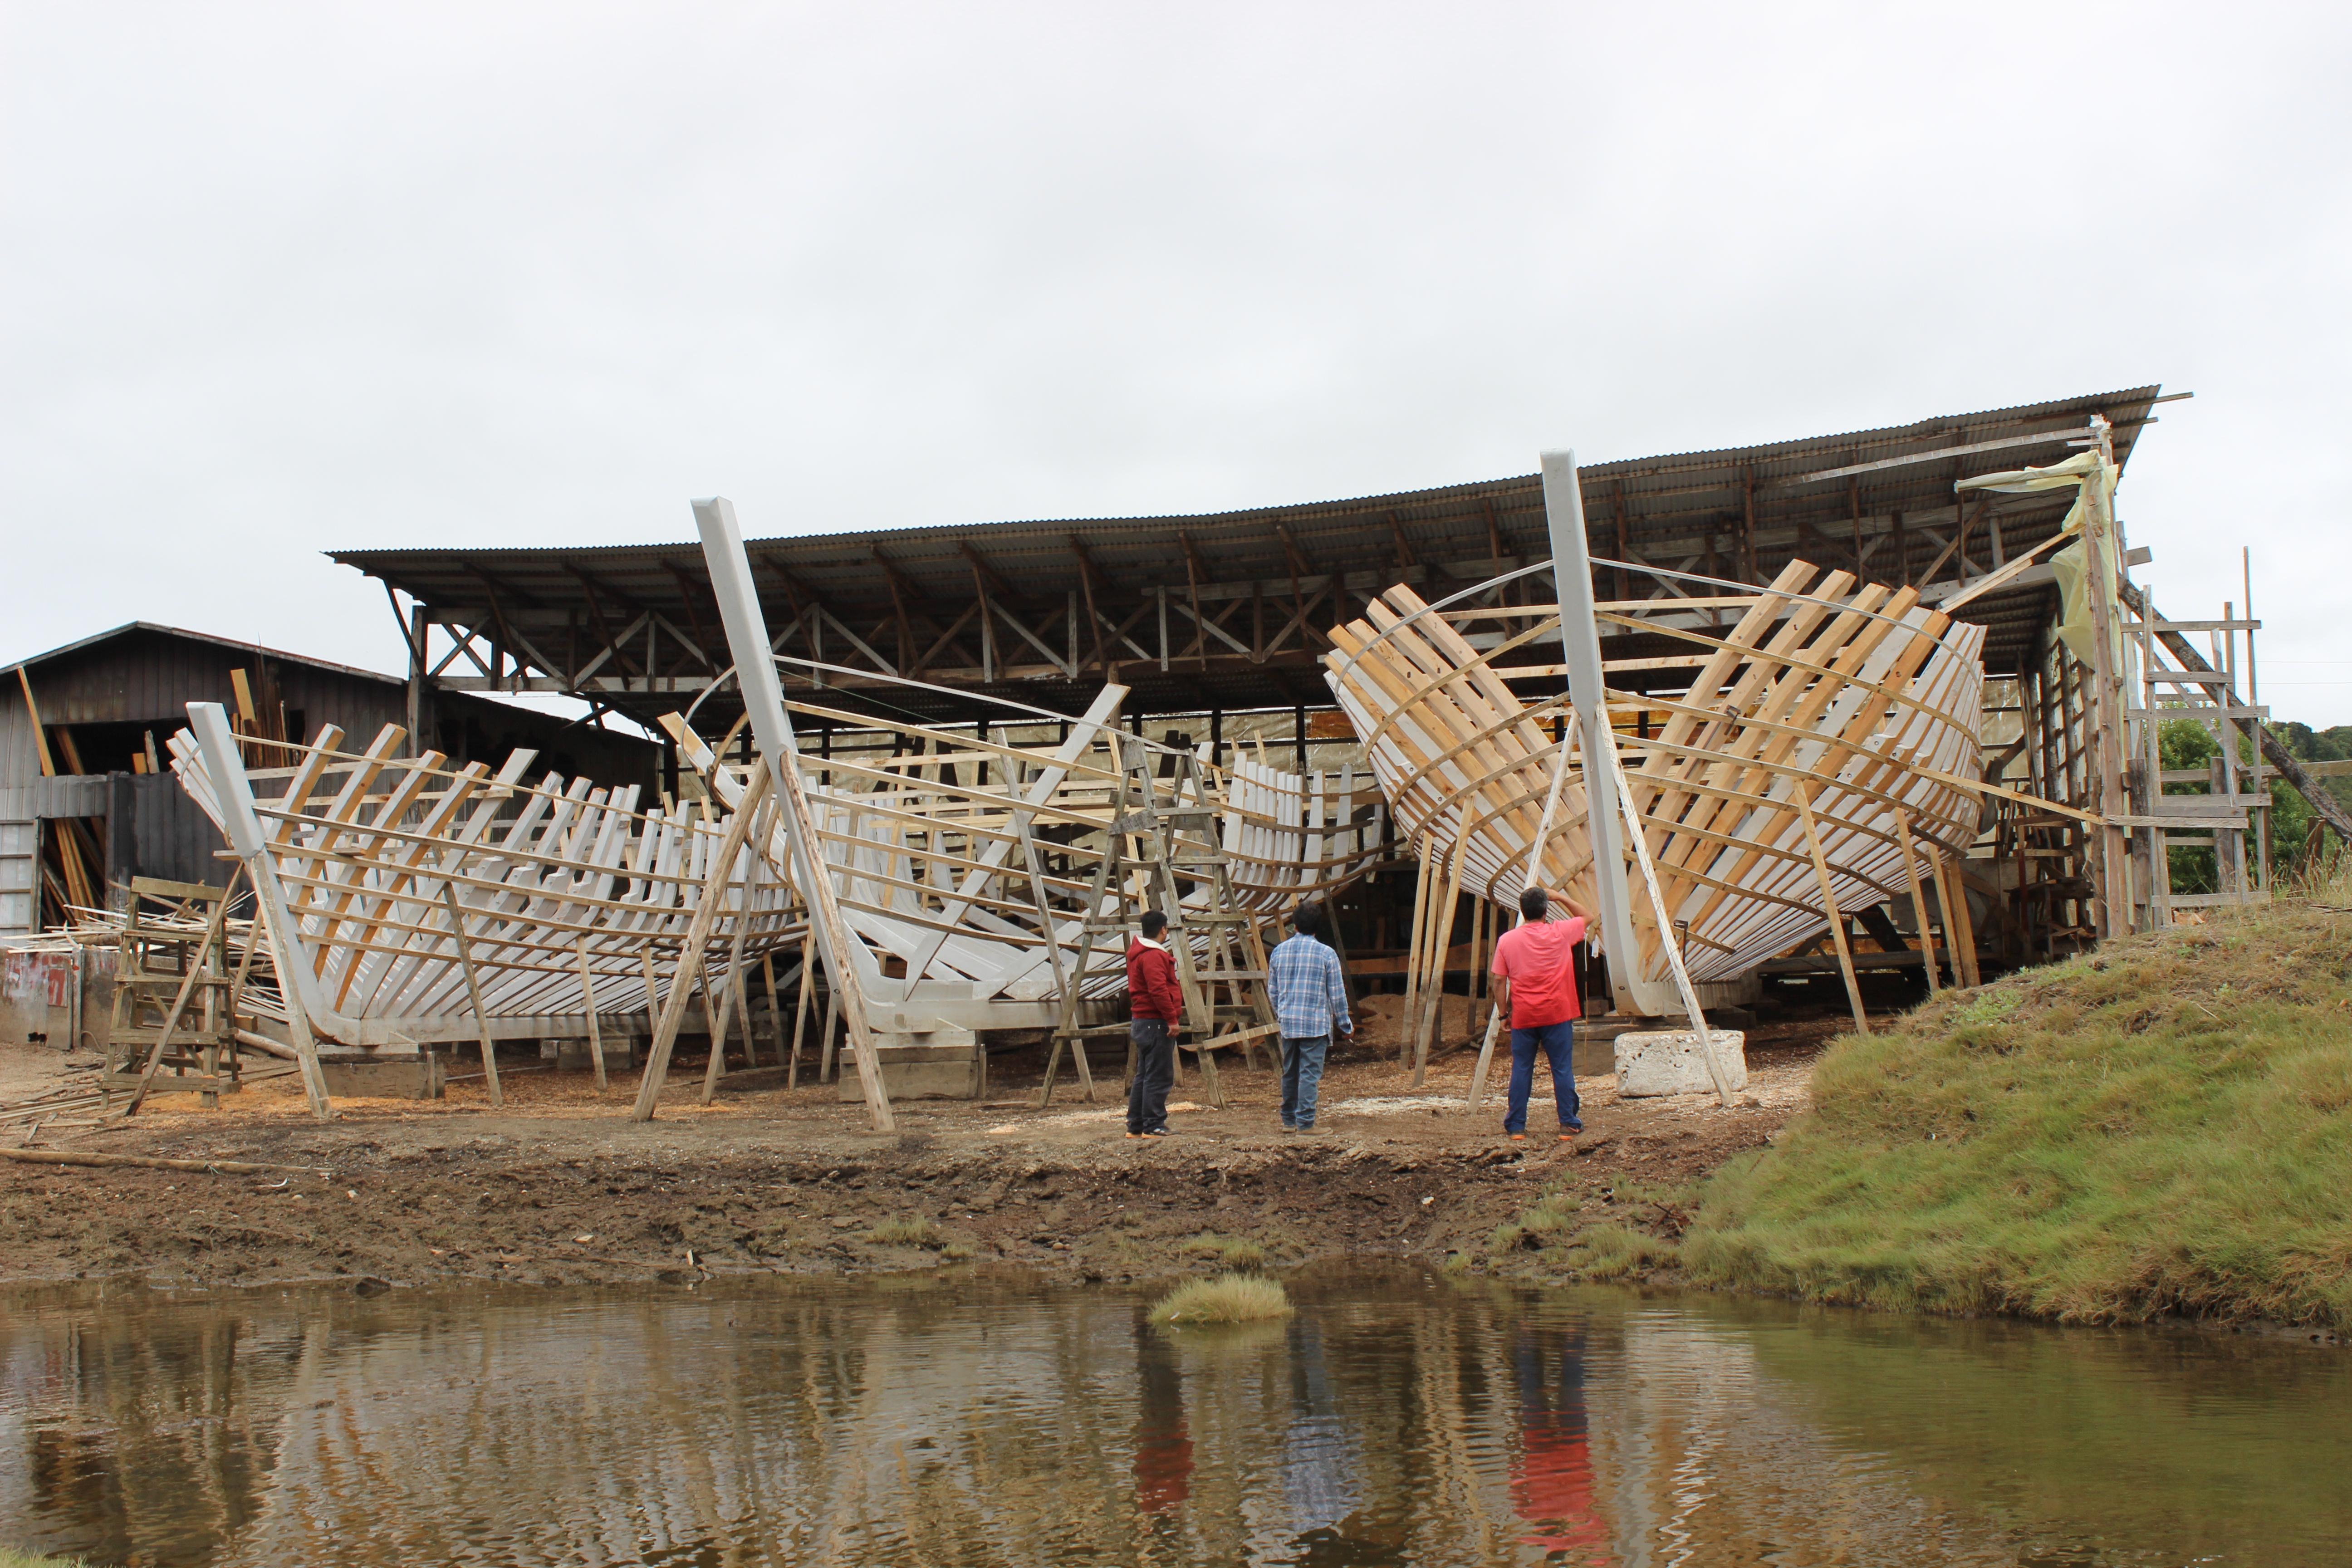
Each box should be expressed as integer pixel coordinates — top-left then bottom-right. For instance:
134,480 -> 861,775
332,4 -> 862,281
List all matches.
2157,719 -> 2351,893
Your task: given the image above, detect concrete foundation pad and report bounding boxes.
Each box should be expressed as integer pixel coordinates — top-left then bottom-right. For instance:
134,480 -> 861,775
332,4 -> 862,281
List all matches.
838,1023 -> 986,1102
1613,1030 -> 1747,1097
320,1056 -> 446,1100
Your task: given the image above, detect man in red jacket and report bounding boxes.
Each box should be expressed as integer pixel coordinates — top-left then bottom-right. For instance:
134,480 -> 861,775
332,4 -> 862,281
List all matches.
1126,909 -> 1185,1138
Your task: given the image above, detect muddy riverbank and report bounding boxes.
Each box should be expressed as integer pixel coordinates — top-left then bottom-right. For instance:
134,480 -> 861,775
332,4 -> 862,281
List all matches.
0,1009 -> 1833,1292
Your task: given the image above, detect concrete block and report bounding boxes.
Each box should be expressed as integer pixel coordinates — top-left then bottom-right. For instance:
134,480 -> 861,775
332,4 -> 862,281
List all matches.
320,1055 -> 446,1100
838,1022 -> 985,1101
1612,1030 -> 1747,1097
549,1038 -> 634,1073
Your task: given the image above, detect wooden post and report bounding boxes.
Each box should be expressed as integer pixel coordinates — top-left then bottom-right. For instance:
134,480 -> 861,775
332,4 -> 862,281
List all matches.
1607,737 -> 1737,1107
1412,847 -> 1464,1088
1793,788 -> 1870,1035
1400,846 -> 1435,1065
441,882 -> 505,1106
631,764 -> 770,1121
787,934 -> 813,1090
641,949 -> 661,1038
122,867 -> 244,1114
1891,810 -> 1940,997
759,950 -> 781,1070
575,937 -> 608,1091
1950,867 -> 1983,988
819,988 -> 841,1083
701,825 -> 763,1103
1926,849 -> 1963,990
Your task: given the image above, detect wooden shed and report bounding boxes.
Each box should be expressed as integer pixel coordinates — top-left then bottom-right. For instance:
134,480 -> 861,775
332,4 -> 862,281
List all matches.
2,622 -> 660,934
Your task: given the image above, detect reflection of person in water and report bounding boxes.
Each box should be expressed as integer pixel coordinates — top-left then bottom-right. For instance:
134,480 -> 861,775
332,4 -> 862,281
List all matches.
1513,1326 -> 1609,1556
1133,1320 -> 1193,1516
1281,1318 -> 1361,1540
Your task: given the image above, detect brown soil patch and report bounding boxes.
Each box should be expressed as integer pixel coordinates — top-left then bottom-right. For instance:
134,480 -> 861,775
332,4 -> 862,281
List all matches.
0,1000 -> 1838,1293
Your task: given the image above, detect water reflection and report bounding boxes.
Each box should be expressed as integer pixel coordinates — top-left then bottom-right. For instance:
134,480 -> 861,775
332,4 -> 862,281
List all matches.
0,1268 -> 2344,1567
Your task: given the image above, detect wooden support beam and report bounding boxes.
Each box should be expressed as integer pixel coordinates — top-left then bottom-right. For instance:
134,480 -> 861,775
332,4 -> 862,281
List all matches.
1795,787 -> 1870,1035
632,763 -> 770,1120
441,882 -> 505,1106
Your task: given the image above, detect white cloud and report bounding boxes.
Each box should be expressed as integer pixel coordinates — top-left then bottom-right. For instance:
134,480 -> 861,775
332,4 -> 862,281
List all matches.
3,1 -> 2347,716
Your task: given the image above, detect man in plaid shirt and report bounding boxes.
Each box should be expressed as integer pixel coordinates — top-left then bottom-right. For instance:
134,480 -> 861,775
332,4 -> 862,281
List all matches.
1268,901 -> 1352,1132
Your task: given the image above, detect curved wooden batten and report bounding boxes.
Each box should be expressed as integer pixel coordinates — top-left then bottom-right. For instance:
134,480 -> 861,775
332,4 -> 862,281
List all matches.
169,718 -> 801,1049
1324,558 -> 1984,989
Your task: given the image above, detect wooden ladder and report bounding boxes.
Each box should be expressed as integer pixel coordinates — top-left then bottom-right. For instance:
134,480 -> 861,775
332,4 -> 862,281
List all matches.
1036,734 -> 1278,1108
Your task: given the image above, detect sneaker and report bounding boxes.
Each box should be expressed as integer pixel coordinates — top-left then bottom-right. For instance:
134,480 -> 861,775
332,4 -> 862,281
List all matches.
1142,1127 -> 1172,1137
1125,1132 -> 1142,1140
1508,1132 -> 1527,1142
1562,1118 -> 1584,1135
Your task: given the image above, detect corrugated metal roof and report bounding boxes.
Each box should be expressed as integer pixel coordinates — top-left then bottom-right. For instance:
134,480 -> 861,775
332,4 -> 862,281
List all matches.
328,385 -> 2166,724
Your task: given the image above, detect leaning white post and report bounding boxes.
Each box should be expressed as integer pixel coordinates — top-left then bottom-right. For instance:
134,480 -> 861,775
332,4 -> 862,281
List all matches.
186,702 -> 335,1121
1539,451 -> 1664,1015
693,496 -> 895,1132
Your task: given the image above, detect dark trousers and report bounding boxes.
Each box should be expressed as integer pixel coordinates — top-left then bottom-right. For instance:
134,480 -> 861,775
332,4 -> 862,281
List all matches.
1127,1018 -> 1174,1133
1280,1034 -> 1330,1128
1505,1020 -> 1580,1133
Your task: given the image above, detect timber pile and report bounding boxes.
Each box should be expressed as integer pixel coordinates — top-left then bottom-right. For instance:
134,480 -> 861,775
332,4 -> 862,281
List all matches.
1324,559 -> 1985,991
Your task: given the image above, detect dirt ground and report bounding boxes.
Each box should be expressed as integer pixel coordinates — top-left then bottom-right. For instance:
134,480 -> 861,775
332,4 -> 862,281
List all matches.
0,990 -> 1841,1293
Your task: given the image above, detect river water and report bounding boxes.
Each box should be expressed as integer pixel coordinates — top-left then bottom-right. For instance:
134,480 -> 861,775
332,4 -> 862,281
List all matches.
0,1266 -> 2343,1567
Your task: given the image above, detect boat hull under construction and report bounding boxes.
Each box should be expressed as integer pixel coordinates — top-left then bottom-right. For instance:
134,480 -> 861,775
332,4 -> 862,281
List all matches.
1323,558 -> 1985,1009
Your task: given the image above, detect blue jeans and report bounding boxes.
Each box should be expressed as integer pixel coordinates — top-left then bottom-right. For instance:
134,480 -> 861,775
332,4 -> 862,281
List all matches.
1504,1020 -> 1580,1134
1281,1034 -> 1330,1128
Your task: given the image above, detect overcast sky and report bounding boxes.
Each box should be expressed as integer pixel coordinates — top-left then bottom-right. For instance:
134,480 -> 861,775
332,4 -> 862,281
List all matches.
5,3 -> 2348,723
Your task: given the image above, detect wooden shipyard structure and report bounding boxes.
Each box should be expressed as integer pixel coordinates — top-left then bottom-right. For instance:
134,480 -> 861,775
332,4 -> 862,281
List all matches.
11,382 -> 2336,1130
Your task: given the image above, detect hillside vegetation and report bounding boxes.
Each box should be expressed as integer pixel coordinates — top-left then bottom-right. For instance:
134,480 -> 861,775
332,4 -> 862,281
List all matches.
1680,873 -> 2352,1328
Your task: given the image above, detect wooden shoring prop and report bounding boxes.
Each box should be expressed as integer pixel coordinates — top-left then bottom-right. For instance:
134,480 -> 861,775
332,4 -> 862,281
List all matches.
1411,845 -> 1465,1087
1926,847 -> 1962,990
441,882 -> 505,1106
1891,809 -> 1940,997
1793,786 -> 1870,1035
183,703 -> 333,1121
1400,846 -> 1436,1065
759,951 -> 781,1069
703,809 -> 768,1104
1607,733 -> 1738,1108
575,937 -> 609,1090
695,497 -> 894,1132
632,763 -> 771,1121
787,934 -> 813,1090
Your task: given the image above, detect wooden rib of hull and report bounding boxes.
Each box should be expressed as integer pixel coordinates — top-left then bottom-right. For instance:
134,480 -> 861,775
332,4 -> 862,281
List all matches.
169,722 -> 799,1043
666,701 -> 1386,1005
1323,559 -> 1984,985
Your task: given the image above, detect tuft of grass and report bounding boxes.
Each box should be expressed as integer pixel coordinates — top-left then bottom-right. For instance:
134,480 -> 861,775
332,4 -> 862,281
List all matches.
1181,1232 -> 1269,1270
867,1215 -> 936,1248
1683,878 -> 2352,1328
1150,1271 -> 1293,1325
2,1549 -> 98,1568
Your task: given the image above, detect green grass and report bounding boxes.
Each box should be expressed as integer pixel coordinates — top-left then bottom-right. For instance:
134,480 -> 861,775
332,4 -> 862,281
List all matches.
1182,1232 -> 1268,1270
1681,875 -> 2352,1328
3,1548 -> 98,1568
867,1215 -> 937,1248
1150,1272 -> 1293,1325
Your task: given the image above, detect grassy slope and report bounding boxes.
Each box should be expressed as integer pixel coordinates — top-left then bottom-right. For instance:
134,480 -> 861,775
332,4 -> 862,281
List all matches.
1681,885 -> 2352,1327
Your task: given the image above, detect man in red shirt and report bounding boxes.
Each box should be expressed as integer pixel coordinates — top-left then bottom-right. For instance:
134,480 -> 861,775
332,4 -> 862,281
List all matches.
1489,886 -> 1594,1141
1126,909 -> 1186,1138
